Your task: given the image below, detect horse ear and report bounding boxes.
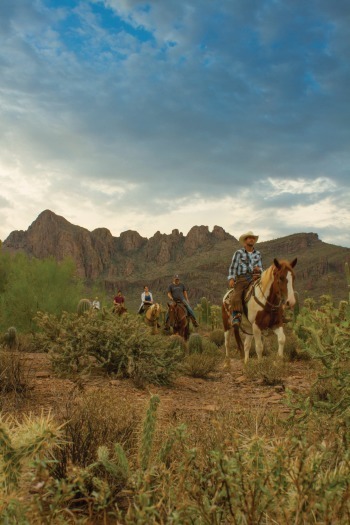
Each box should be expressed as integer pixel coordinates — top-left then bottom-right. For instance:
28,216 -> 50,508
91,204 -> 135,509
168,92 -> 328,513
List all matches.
291,258 -> 297,268
273,258 -> 281,269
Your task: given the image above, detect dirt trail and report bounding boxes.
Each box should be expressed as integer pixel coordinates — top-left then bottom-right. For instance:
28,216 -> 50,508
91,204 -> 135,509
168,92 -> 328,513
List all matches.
11,353 -> 315,424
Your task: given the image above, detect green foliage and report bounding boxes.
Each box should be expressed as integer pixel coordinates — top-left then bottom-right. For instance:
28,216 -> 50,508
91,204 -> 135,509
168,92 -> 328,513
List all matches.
293,301 -> 350,417
209,328 -> 225,347
188,333 -> 203,354
245,356 -> 290,385
182,351 -> 222,378
0,252 -> 84,332
51,389 -> 138,478
0,350 -> 31,398
34,310 -> 184,386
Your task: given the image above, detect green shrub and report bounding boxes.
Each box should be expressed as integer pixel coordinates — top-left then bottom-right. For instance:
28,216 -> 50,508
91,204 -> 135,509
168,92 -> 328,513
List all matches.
0,350 -> 31,397
209,328 -> 225,347
51,389 -> 138,478
188,333 -> 203,354
35,310 -> 183,386
245,356 -> 290,386
182,352 -> 221,378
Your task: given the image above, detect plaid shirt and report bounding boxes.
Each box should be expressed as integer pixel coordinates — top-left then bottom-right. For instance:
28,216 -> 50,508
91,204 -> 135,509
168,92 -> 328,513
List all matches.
227,248 -> 263,281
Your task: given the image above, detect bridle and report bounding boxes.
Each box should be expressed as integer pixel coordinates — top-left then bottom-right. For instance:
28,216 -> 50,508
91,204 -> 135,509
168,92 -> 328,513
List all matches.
169,303 -> 186,328
252,267 -> 289,311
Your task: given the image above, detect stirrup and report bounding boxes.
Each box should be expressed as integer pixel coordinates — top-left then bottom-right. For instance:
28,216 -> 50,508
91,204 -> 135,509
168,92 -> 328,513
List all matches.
231,313 -> 242,325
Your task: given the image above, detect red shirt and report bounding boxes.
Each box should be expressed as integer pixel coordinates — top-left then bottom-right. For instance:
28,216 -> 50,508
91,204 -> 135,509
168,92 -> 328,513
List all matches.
114,295 -> 125,304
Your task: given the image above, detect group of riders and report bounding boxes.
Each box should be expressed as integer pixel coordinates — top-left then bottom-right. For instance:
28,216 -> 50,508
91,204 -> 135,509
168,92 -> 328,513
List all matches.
109,230 -> 262,330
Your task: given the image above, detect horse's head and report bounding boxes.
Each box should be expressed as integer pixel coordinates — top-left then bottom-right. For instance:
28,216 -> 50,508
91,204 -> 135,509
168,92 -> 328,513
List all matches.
167,302 -> 176,325
147,303 -> 160,321
273,258 -> 297,307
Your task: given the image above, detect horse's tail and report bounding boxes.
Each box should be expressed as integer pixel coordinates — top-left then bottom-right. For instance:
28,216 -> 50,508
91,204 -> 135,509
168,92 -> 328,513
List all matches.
233,325 -> 244,359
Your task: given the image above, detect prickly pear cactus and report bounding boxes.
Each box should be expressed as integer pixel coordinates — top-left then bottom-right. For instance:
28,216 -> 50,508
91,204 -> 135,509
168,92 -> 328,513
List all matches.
77,298 -> 92,316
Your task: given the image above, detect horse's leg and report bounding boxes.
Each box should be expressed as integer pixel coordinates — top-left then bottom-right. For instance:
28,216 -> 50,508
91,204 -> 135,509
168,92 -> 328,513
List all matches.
253,323 -> 264,361
244,334 -> 253,364
273,326 -> 286,358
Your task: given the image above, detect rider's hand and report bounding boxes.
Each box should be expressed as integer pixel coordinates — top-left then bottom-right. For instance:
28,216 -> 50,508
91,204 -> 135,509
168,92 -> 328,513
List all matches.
229,278 -> 235,288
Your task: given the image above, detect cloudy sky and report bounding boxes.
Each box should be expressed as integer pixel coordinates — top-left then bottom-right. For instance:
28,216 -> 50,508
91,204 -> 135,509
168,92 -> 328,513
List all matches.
1,0 -> 349,247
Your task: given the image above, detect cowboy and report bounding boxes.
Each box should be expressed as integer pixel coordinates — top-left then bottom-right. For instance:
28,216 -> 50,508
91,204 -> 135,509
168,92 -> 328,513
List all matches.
227,231 -> 263,325
138,285 -> 154,314
165,274 -> 199,329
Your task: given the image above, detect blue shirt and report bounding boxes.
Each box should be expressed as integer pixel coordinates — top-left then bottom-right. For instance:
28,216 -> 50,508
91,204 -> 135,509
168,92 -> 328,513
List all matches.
228,248 -> 263,281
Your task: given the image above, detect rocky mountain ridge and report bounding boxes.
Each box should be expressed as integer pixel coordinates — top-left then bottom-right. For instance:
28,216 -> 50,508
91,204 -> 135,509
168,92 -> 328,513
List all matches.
3,210 -> 350,306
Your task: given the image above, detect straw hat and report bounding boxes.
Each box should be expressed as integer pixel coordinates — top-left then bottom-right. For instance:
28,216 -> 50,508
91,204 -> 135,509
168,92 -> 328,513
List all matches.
239,231 -> 259,245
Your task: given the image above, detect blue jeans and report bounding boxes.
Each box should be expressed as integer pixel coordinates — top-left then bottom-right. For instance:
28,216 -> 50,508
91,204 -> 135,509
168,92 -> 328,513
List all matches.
165,301 -> 197,323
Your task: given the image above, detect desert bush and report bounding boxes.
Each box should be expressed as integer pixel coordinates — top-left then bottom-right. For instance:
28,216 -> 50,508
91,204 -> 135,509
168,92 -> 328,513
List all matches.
182,340 -> 223,378
168,333 -> 187,353
209,328 -> 225,347
182,352 -> 221,378
0,350 -> 31,397
245,356 -> 290,385
51,389 -> 138,478
188,333 -> 203,354
35,310 -> 183,386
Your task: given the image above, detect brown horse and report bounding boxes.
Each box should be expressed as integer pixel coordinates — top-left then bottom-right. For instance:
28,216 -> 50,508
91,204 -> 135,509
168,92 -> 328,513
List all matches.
222,258 -> 297,363
113,304 -> 127,316
167,302 -> 190,340
144,303 -> 161,334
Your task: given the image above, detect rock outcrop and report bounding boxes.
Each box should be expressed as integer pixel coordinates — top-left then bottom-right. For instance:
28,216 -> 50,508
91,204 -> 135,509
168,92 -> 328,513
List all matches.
3,210 -> 350,304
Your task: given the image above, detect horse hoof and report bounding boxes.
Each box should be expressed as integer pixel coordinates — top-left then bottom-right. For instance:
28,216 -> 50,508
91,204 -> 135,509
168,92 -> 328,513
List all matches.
223,357 -> 231,370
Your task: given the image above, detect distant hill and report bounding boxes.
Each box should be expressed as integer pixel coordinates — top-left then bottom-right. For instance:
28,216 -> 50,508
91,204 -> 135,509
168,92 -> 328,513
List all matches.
3,210 -> 350,309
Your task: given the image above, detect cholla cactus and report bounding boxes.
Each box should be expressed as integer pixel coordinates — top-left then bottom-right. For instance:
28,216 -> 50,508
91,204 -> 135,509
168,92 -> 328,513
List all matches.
4,326 -> 18,350
139,395 -> 160,471
77,298 -> 92,316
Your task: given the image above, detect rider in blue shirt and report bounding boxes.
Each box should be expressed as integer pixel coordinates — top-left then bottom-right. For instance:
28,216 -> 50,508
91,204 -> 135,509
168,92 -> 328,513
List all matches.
228,231 -> 263,325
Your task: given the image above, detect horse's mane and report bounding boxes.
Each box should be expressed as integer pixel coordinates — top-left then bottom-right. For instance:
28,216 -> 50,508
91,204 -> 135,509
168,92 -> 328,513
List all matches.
260,259 -> 294,294
260,264 -> 275,294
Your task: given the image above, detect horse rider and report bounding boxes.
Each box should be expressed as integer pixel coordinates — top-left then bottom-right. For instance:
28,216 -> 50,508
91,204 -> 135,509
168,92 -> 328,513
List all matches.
165,274 -> 199,330
138,285 -> 154,314
228,231 -> 263,325
113,290 -> 126,311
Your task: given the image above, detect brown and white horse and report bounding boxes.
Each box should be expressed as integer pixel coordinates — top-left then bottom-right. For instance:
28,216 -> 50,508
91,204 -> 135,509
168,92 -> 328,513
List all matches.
144,303 -> 161,334
167,302 -> 190,340
222,258 -> 297,363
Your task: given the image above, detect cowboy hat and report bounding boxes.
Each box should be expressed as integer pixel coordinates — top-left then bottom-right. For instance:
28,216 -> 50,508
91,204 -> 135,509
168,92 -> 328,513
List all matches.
239,231 -> 259,245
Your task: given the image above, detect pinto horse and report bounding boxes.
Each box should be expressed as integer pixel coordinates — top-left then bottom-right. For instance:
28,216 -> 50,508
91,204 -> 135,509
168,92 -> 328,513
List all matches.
144,303 -> 161,334
222,258 -> 297,363
167,302 -> 190,340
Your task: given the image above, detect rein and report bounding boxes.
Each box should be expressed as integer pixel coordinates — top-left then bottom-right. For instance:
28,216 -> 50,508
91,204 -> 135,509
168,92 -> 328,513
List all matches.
253,275 -> 285,311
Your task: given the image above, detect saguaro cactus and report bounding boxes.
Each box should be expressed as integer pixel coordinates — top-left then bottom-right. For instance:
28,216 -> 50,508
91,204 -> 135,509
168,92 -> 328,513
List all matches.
4,326 -> 18,350
77,298 -> 92,316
